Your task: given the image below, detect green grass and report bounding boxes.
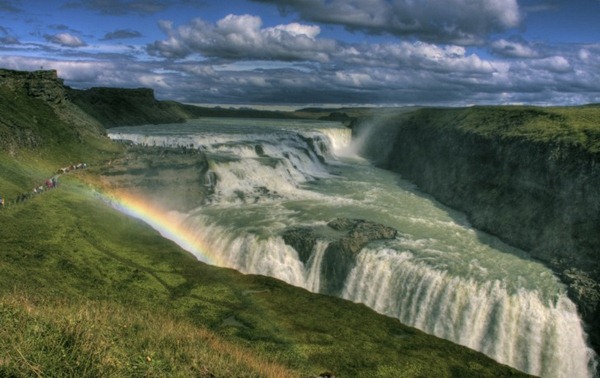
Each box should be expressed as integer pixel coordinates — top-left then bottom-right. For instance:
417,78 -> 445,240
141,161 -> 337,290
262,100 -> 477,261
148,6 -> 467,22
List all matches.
0,169 -> 529,377
402,105 -> 600,153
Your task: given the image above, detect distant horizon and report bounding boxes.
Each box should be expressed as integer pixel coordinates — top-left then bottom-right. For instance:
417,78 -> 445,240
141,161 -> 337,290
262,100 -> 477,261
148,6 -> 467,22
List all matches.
1,0 -> 599,107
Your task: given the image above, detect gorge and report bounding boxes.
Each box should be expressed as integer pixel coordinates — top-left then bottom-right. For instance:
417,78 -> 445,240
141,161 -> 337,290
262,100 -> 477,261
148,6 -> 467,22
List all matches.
2,69 -> 598,376
104,116 -> 598,377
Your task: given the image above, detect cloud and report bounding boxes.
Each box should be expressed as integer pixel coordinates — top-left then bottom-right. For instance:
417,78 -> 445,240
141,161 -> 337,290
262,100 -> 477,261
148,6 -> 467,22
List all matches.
253,0 -> 522,45
490,38 -> 539,58
0,0 -> 21,13
63,0 -> 192,15
147,14 -> 336,62
531,55 -> 572,73
49,24 -> 73,31
44,33 -> 87,47
0,36 -> 20,45
0,25 -> 20,45
102,29 -> 143,40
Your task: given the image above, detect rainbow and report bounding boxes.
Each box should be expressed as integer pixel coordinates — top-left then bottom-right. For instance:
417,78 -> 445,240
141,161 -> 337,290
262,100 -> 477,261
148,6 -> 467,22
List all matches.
95,187 -> 222,267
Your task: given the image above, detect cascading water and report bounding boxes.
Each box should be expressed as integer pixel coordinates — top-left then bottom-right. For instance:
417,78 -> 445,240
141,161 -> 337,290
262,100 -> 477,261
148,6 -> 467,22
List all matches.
108,118 -> 597,378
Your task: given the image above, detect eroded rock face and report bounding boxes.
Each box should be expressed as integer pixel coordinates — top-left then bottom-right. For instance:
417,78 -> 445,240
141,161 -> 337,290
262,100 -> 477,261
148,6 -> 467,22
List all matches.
0,69 -> 67,104
283,218 -> 397,295
99,145 -> 212,212
358,109 -> 600,352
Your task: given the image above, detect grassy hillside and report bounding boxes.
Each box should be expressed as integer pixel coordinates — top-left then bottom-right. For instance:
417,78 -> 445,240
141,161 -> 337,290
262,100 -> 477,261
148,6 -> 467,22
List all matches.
0,71 -> 530,376
0,173 -> 529,377
403,105 -> 600,153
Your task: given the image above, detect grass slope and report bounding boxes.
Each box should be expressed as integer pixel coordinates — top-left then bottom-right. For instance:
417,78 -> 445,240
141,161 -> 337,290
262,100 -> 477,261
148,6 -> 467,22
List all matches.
0,174 -> 528,377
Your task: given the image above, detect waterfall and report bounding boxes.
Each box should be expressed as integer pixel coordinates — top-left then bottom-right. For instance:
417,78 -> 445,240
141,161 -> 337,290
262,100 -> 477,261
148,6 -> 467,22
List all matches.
108,118 -> 597,378
342,247 -> 595,378
305,240 -> 329,292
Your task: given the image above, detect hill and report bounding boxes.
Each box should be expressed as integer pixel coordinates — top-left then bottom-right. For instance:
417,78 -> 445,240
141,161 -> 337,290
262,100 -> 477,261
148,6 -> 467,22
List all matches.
0,69 -> 530,376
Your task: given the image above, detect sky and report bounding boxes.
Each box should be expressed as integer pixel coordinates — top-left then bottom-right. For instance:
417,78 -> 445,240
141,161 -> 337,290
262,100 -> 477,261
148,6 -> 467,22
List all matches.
0,0 -> 599,107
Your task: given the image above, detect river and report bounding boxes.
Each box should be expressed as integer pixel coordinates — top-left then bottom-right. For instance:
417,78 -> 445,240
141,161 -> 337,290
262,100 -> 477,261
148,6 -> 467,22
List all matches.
108,117 -> 596,377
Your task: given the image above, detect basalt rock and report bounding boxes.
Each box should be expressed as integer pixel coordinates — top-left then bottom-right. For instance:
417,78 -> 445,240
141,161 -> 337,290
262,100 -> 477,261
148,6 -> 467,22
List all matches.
282,218 -> 397,295
0,69 -> 67,104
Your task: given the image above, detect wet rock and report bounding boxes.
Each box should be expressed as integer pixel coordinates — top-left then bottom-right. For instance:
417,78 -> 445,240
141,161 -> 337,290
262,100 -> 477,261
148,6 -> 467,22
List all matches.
282,218 -> 398,295
322,219 -> 397,294
282,227 -> 319,264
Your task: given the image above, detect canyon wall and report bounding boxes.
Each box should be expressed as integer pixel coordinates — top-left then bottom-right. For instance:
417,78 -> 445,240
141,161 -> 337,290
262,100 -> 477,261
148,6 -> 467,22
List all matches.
355,106 -> 600,351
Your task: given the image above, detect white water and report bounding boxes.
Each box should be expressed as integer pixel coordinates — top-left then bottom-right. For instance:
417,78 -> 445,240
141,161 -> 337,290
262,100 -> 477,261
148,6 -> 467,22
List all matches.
109,118 -> 597,377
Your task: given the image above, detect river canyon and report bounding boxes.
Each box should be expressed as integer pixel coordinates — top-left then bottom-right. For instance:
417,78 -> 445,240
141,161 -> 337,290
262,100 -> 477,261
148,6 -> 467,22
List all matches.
105,117 -> 597,378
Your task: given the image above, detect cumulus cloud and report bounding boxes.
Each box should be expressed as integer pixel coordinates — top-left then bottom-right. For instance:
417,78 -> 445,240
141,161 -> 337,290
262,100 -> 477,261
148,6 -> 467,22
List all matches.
490,39 -> 539,58
44,33 -> 87,47
253,0 -> 522,45
102,29 -> 142,40
531,56 -> 572,73
147,14 -> 336,62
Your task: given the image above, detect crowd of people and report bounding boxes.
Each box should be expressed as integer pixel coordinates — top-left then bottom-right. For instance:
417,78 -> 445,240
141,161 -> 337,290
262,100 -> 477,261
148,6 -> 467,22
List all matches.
0,162 -> 86,209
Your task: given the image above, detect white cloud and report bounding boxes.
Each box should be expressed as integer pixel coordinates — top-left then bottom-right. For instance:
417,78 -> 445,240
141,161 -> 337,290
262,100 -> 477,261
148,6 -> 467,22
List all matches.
532,56 -> 572,73
44,33 -> 86,47
148,14 -> 336,62
491,39 -> 539,58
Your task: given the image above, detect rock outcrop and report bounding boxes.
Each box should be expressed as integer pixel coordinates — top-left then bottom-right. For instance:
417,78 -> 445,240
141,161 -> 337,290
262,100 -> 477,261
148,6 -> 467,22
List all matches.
356,106 -> 600,352
0,69 -> 68,104
68,87 -> 191,127
99,145 -> 212,211
0,69 -> 106,152
283,218 -> 397,294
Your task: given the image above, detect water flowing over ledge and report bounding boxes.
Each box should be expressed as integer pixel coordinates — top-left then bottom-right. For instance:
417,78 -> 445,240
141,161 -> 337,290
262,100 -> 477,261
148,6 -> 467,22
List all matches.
107,118 -> 597,377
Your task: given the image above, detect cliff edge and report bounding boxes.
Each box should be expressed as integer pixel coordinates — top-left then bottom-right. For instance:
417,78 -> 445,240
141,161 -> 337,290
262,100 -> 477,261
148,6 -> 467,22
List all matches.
357,106 -> 600,352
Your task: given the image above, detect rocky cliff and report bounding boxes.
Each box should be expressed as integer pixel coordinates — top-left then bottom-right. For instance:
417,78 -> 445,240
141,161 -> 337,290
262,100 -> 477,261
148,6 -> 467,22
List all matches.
283,218 -> 397,294
68,87 -> 197,127
98,145 -> 212,211
0,69 -> 106,153
356,106 -> 600,352
0,69 -> 67,104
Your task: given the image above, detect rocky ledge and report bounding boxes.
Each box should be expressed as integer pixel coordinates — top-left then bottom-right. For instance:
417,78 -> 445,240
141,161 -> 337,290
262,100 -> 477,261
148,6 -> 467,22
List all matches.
98,145 -> 213,212
283,218 -> 397,295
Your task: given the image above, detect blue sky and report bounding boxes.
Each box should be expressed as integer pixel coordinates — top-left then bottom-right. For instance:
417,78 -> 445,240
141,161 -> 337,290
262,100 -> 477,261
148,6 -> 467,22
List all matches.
0,0 -> 599,106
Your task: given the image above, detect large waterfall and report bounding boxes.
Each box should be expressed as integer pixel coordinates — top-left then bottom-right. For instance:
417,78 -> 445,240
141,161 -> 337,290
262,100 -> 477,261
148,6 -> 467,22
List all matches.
109,118 -> 597,378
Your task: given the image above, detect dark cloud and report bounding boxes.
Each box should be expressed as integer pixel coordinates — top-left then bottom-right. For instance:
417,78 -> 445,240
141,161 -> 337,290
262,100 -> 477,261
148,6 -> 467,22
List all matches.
0,36 -> 20,45
253,0 -> 522,45
0,25 -> 19,45
63,0 -> 185,15
102,29 -> 142,40
49,24 -> 72,31
0,0 -> 21,13
44,33 -> 87,47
